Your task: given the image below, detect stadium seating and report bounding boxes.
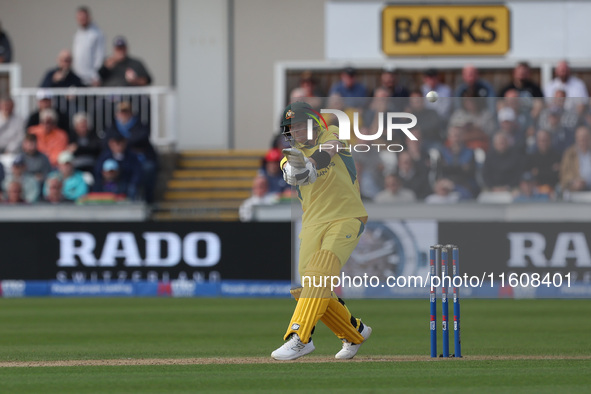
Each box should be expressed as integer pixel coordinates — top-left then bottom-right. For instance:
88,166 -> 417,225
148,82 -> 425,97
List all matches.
153,150 -> 265,220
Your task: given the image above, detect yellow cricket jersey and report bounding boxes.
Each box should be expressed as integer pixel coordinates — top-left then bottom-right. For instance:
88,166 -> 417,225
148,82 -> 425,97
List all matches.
281,125 -> 368,227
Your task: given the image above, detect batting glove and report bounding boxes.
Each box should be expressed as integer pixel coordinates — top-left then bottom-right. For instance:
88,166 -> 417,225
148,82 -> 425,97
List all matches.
283,160 -> 317,186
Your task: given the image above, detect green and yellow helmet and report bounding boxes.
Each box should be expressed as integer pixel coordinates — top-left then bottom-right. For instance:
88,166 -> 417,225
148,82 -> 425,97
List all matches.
280,101 -> 317,127
280,101 -> 326,145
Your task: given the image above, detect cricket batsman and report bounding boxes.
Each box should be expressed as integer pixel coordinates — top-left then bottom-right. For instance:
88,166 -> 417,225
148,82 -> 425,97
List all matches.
271,101 -> 372,361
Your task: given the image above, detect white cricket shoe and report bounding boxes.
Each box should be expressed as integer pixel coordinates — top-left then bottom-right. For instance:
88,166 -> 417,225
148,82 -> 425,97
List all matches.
271,334 -> 315,361
335,323 -> 372,360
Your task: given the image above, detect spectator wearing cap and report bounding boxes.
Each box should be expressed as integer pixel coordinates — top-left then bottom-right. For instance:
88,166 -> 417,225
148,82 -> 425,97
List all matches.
329,67 -> 368,110
44,151 -> 89,201
68,112 -> 101,173
95,132 -> 142,201
103,101 -> 158,202
513,172 -> 551,202
0,20 -> 12,63
454,64 -> 496,114
421,68 -> 452,119
93,159 -> 128,196
25,90 -> 71,134
544,60 -> 589,115
39,49 -> 84,88
98,36 -> 152,86
259,148 -> 288,195
0,97 -> 24,154
20,133 -> 52,185
497,107 -> 526,152
3,155 -> 40,203
27,108 -> 70,167
72,6 -> 105,86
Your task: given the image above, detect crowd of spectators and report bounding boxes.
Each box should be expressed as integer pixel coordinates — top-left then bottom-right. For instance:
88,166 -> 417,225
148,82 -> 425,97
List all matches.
243,60 -> 591,212
0,8 -> 157,205
2,11 -> 591,209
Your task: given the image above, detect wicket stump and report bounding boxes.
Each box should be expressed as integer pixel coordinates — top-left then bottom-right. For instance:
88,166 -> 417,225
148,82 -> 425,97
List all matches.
430,244 -> 461,358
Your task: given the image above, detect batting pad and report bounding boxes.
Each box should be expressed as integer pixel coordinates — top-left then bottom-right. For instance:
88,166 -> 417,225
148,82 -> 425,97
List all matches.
321,296 -> 365,344
284,250 -> 340,343
290,288 -> 365,344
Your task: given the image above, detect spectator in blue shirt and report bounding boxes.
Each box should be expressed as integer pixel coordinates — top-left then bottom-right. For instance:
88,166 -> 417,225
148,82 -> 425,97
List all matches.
95,132 -> 142,201
329,67 -> 368,110
103,101 -> 157,202
44,151 -> 89,201
94,159 -> 128,197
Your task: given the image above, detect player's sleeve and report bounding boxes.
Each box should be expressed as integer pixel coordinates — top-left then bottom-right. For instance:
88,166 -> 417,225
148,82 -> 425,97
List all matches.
321,125 -> 348,148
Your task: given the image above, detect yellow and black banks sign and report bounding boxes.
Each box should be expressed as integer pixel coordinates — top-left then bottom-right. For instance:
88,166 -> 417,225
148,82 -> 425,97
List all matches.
382,5 -> 510,56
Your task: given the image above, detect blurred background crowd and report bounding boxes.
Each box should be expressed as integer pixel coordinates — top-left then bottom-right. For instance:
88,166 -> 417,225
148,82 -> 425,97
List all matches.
2,5 -> 591,214
0,7 -> 157,205
246,60 -> 591,218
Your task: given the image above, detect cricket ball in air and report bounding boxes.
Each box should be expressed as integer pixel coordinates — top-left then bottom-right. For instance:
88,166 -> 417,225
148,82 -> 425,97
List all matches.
426,91 -> 439,103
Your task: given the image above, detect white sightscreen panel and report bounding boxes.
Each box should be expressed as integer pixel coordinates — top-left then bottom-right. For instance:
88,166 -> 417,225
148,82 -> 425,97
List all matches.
325,1 -> 384,60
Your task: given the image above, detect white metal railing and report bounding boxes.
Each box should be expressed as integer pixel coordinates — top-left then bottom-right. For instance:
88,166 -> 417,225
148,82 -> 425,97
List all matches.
0,63 -> 22,97
11,86 -> 177,150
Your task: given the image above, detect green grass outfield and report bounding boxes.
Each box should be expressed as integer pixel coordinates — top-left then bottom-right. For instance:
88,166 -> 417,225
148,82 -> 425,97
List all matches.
0,298 -> 590,393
